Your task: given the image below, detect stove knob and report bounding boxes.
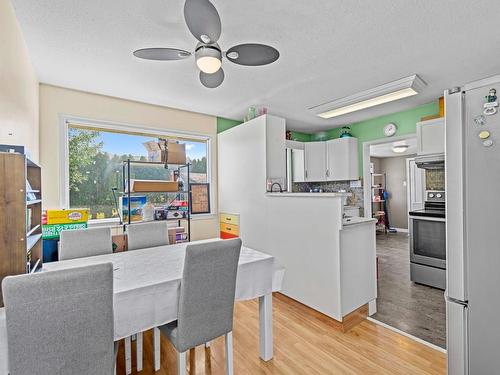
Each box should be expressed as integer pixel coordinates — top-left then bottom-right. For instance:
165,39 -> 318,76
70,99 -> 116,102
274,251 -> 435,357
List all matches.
436,193 -> 442,198
429,193 -> 435,198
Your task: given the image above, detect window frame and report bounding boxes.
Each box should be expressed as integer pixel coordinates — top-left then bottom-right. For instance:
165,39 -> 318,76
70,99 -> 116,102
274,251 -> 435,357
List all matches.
59,114 -> 215,223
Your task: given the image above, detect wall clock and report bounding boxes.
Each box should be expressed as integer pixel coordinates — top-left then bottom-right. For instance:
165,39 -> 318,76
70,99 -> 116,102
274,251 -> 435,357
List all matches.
383,123 -> 397,137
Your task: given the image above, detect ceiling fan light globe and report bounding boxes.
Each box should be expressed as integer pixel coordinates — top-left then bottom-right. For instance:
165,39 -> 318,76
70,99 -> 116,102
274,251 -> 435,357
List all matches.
195,45 -> 222,74
196,56 -> 221,74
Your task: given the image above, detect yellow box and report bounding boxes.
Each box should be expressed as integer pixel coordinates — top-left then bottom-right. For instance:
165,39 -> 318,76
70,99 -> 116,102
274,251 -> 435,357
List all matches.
219,223 -> 240,236
46,209 -> 89,225
220,213 -> 240,226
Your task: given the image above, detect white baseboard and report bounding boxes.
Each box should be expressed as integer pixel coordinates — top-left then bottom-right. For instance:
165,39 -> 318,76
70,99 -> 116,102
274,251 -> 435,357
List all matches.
367,317 -> 447,354
391,227 -> 408,233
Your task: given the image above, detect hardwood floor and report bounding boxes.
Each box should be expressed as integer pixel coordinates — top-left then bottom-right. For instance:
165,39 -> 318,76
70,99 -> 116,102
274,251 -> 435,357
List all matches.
116,293 -> 446,375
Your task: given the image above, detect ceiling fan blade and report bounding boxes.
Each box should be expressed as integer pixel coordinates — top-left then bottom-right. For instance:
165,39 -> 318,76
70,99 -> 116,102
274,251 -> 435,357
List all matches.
133,48 -> 192,61
184,0 -> 222,44
200,68 -> 224,88
226,44 -> 279,66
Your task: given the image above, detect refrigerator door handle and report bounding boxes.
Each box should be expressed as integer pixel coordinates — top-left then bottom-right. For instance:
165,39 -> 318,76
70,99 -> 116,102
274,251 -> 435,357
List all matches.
445,90 -> 467,301
447,299 -> 469,375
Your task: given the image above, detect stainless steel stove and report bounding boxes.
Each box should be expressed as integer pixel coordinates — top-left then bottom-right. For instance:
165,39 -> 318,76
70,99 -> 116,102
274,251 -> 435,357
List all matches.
409,190 -> 446,289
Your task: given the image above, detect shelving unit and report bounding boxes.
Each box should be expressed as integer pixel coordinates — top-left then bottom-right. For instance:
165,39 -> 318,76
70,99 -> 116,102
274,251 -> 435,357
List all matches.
122,159 -> 191,243
371,172 -> 387,234
0,152 -> 43,306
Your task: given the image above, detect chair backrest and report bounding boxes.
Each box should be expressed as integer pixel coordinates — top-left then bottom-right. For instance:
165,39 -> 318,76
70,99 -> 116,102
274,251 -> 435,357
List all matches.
176,238 -> 241,352
2,263 -> 115,375
59,227 -> 112,261
127,221 -> 170,251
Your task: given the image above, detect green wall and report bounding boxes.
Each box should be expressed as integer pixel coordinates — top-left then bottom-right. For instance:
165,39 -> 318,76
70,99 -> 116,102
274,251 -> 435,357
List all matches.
310,101 -> 440,176
217,117 -> 242,133
310,101 -> 439,142
217,117 -> 312,142
289,131 -> 312,142
217,100 -> 440,177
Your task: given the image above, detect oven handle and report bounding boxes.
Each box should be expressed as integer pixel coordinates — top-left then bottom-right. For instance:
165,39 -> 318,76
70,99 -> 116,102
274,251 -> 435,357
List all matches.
409,216 -> 446,223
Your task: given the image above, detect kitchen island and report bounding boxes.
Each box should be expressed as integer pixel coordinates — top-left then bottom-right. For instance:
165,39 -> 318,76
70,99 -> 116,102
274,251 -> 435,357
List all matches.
265,193 -> 377,323
218,115 -> 377,327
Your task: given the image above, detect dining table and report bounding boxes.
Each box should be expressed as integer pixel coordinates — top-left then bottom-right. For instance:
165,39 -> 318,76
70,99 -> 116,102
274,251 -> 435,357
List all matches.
0,238 -> 284,375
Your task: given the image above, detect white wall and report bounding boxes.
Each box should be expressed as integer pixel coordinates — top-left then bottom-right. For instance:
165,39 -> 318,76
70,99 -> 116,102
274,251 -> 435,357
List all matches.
39,84 -> 218,240
218,116 -> 347,320
372,155 -> 415,229
0,0 -> 39,160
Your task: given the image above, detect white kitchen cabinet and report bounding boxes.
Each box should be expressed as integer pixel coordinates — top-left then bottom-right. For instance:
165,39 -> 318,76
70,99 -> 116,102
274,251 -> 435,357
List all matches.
304,142 -> 327,181
291,149 -> 305,182
417,118 -> 445,155
304,138 -> 359,182
326,137 -> 359,181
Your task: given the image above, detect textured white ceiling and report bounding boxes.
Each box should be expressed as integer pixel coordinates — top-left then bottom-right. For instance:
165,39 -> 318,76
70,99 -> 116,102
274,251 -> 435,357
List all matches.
11,0 -> 500,132
370,137 -> 417,158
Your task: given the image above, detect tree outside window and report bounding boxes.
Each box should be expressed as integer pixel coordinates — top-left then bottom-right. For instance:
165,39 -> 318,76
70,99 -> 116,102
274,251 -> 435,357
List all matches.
68,125 -> 208,220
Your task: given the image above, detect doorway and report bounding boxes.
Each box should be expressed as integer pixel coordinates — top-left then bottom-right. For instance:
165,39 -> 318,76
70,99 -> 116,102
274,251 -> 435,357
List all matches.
363,136 -> 447,349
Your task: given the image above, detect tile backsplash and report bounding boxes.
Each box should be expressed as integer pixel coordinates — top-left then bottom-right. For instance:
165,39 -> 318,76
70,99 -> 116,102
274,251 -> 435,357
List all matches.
426,169 -> 445,191
292,181 -> 365,213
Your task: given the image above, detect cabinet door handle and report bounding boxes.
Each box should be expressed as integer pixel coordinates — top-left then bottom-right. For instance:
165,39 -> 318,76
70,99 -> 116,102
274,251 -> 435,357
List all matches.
305,170 -> 308,179
326,169 -> 330,177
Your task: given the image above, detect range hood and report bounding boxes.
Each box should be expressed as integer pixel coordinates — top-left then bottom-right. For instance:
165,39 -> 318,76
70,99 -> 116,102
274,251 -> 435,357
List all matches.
415,154 -> 445,170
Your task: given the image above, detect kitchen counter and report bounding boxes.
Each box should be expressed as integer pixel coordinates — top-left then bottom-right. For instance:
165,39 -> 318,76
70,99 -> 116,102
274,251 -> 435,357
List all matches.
343,217 -> 377,226
266,192 -> 351,198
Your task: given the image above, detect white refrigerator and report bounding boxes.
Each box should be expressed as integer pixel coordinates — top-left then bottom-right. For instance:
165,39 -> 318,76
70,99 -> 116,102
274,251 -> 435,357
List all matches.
445,74 -> 500,374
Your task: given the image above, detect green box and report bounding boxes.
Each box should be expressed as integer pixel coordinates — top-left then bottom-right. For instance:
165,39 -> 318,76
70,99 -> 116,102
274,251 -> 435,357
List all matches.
42,222 -> 88,239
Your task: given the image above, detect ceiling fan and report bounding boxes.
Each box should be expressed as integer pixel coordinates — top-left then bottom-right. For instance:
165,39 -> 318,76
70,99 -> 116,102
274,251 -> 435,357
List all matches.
133,0 -> 280,88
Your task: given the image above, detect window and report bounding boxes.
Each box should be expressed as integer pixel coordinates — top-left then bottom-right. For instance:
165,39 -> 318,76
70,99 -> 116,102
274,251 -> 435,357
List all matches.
65,122 -> 210,220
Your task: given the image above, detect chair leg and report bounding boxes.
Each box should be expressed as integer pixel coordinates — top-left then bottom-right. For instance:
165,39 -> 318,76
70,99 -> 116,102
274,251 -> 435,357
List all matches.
225,331 -> 234,375
136,331 -> 143,372
124,336 -> 132,375
154,327 -> 161,371
178,351 -> 187,375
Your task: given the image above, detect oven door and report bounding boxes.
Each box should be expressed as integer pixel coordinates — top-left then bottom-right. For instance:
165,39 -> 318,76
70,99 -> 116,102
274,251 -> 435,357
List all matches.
409,216 -> 446,269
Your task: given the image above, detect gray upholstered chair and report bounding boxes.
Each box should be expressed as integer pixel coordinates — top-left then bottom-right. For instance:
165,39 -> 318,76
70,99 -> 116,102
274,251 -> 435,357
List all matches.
2,263 -> 116,375
124,221 -> 170,373
59,226 -> 113,260
126,221 -> 170,250
159,238 -> 242,375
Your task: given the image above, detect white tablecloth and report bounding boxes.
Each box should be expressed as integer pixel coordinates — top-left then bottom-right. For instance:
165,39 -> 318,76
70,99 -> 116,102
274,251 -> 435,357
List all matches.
0,239 -> 284,374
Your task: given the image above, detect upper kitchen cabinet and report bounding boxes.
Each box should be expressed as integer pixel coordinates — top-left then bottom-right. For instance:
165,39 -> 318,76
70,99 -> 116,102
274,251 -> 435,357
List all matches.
304,138 -> 359,182
327,137 -> 359,181
417,118 -> 445,155
305,142 -> 327,181
286,141 -> 305,183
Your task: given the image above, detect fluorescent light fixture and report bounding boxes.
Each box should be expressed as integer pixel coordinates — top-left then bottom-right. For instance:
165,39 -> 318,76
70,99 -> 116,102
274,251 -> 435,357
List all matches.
310,75 -> 426,119
392,144 -> 409,153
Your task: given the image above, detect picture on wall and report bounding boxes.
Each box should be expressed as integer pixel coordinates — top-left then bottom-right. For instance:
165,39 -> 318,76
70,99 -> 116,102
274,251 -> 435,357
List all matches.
190,183 -> 210,214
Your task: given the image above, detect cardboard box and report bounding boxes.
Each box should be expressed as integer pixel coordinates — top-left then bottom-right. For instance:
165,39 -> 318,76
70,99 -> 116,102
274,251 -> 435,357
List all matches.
45,209 -> 89,225
112,234 -> 128,252
168,227 -> 186,244
163,142 -> 186,165
126,179 -> 179,193
42,222 -> 88,239
121,196 -> 146,222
